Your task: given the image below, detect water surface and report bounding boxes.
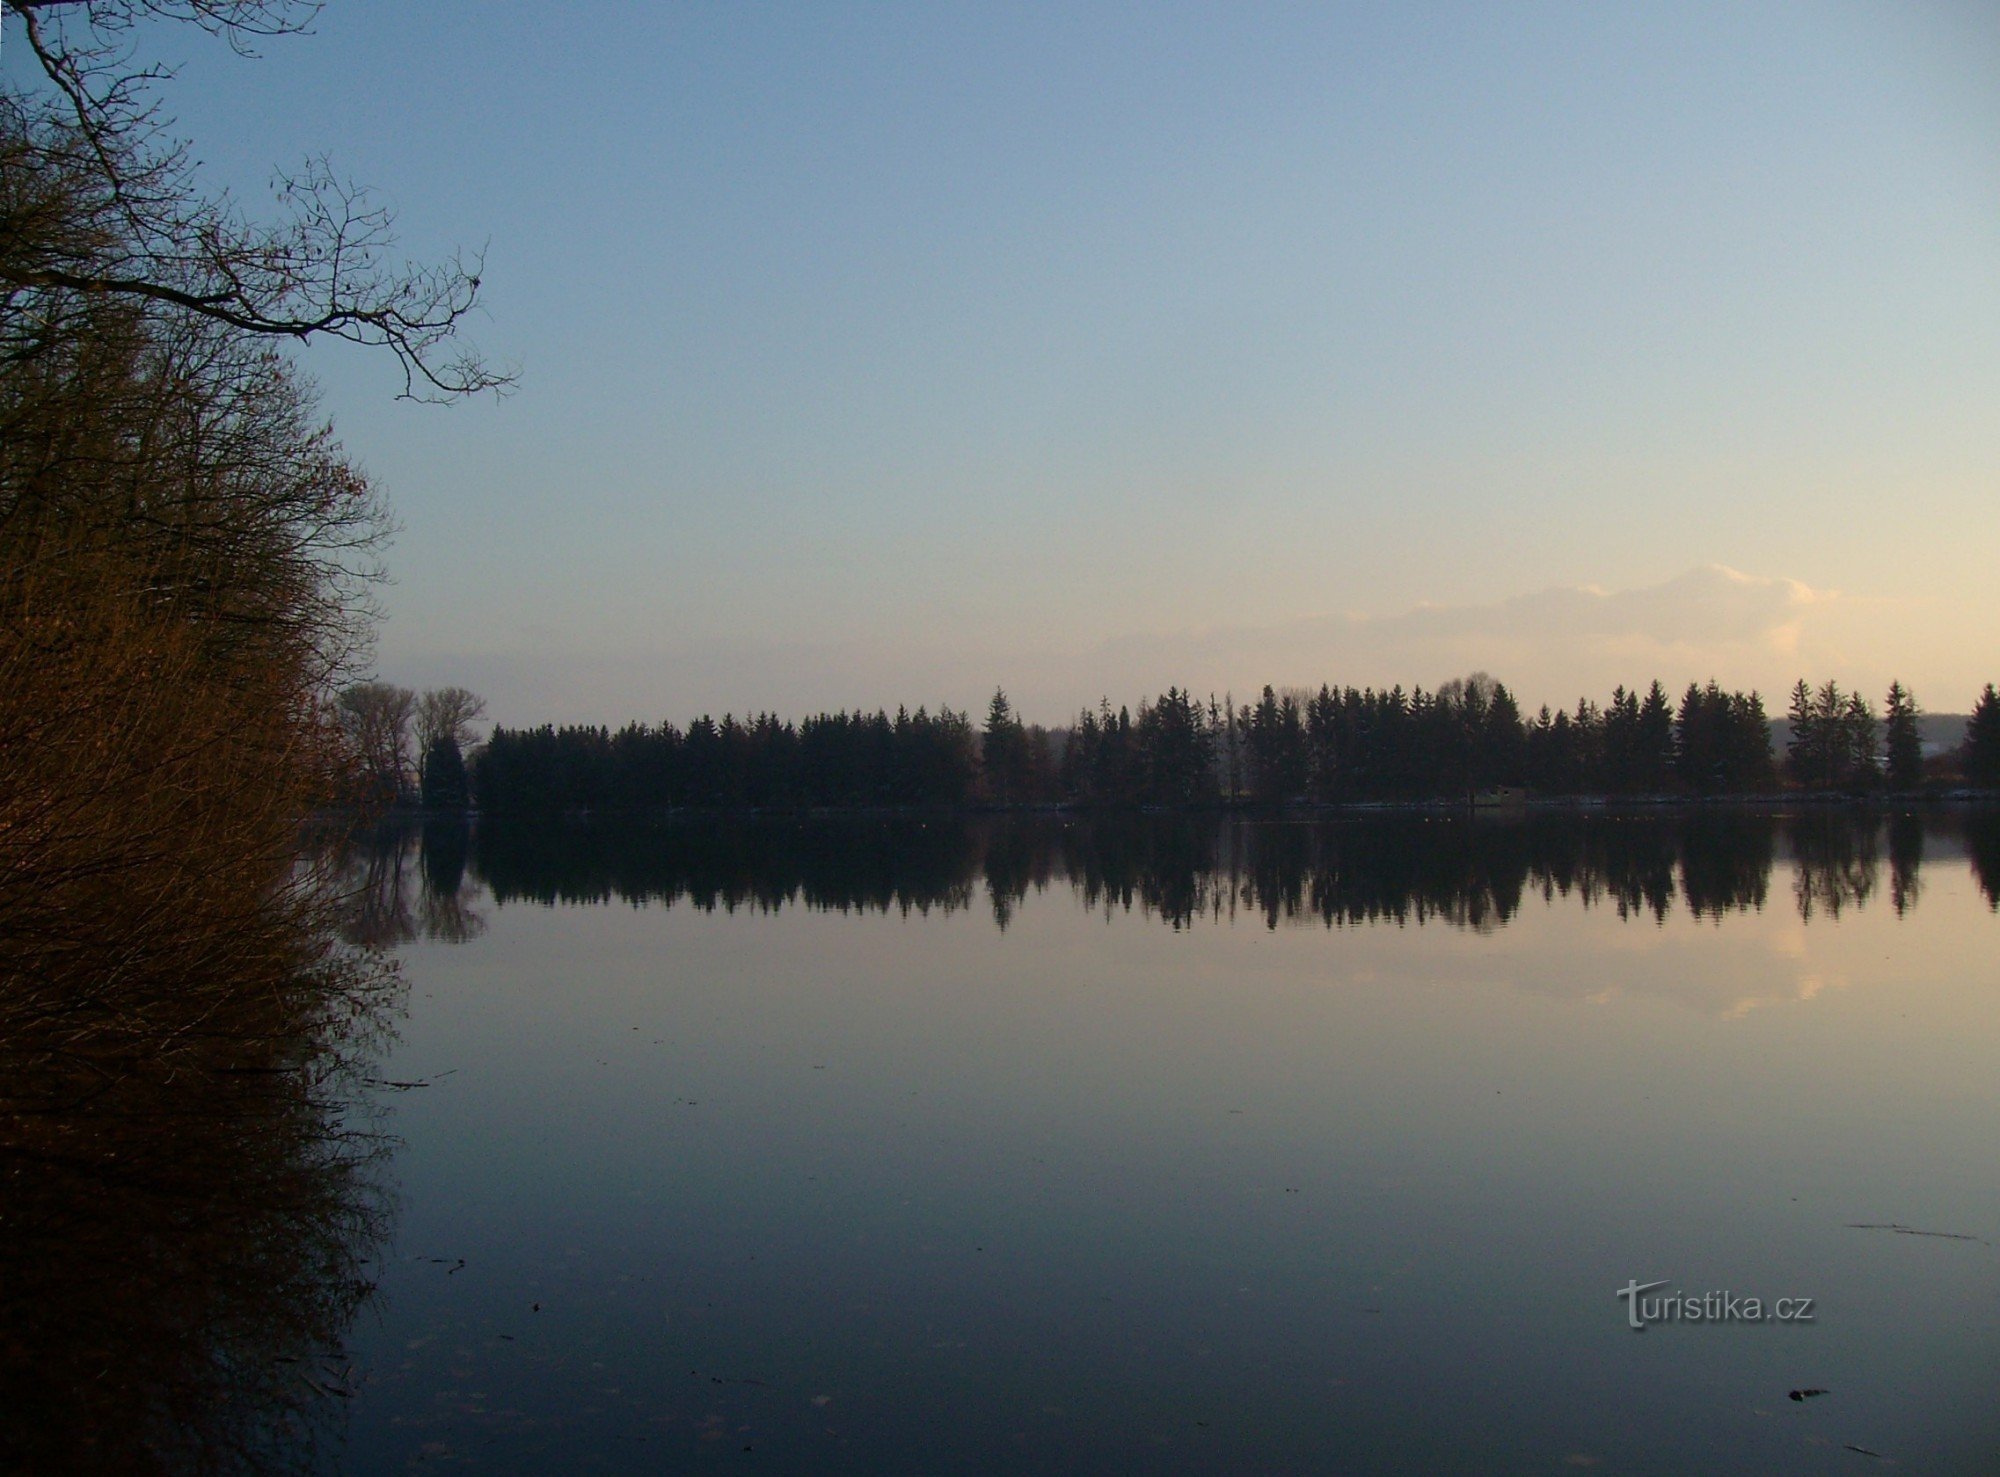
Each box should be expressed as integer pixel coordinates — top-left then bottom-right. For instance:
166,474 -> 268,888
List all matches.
337,811 -> 2000,1473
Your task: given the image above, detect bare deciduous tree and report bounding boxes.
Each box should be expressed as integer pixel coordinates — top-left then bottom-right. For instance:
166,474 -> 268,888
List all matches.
2,0 -> 510,397
415,686 -> 485,758
335,680 -> 413,805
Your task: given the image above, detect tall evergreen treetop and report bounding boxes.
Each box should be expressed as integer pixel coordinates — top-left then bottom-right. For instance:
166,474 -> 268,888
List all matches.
1883,682 -> 1922,791
1966,685 -> 2000,787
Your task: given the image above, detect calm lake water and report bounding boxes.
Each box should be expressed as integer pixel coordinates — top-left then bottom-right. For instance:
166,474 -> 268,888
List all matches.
332,811 -> 2000,1473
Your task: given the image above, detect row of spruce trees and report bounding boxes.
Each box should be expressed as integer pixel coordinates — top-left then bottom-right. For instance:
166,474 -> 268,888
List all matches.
467,677 -> 2000,812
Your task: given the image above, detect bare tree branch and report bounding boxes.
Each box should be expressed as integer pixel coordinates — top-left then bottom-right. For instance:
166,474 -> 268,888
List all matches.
2,0 -> 511,398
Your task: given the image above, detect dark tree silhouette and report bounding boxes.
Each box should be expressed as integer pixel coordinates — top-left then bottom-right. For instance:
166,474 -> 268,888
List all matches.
1966,685 -> 2000,787
1883,682 -> 1922,792
982,688 -> 1033,804
420,733 -> 470,810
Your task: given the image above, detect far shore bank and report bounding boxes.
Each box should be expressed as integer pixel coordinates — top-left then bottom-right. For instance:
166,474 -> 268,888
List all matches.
319,789 -> 2000,827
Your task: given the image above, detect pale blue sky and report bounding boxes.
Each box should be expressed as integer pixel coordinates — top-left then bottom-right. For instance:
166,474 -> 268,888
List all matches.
13,2 -> 1998,722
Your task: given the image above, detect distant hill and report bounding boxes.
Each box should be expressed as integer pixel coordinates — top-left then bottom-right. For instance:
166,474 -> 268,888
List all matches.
1768,713 -> 1969,759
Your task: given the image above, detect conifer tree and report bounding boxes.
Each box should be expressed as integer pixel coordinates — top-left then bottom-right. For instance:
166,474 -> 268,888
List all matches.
983,689 -> 1030,805
420,735 -> 471,810
1786,680 -> 1820,789
1812,681 -> 1848,788
1603,685 -> 1640,791
1883,682 -> 1922,791
1675,682 -> 1714,791
1966,685 -> 2000,787
1842,690 -> 1880,789
1636,681 -> 1676,792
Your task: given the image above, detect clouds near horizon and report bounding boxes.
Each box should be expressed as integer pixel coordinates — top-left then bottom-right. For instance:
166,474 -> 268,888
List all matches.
1081,564 -> 1855,713
393,564 -> 1956,729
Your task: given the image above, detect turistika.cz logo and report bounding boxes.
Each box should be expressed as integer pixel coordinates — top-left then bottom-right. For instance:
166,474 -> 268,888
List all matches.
1616,1279 -> 1816,1330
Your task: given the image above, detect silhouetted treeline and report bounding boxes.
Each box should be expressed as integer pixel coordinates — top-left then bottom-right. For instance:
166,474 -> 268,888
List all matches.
471,675 -> 1789,811
363,809 -> 2000,936
1187,676 -> 1778,804
470,674 -> 2000,814
474,707 -> 982,812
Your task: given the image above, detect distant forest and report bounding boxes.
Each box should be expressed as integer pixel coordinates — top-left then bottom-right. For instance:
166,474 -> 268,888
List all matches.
460,676 -> 2000,814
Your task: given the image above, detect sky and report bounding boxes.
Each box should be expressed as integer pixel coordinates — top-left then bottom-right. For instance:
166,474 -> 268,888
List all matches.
8,2 -> 1998,725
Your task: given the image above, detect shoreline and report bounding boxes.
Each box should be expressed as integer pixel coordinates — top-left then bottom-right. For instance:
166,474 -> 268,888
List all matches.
326,790 -> 2000,826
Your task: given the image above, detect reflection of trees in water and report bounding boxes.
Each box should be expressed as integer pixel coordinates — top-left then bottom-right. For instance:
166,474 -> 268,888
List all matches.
1887,812 -> 1924,917
982,818 -> 1062,931
317,818 -> 489,949
0,850 -> 401,1474
1679,814 -> 1775,920
1247,820 -> 1534,932
1062,817 -> 1226,929
1587,820 -> 1679,923
1244,823 -> 1314,929
1788,813 -> 1881,922
476,817 -> 981,918
1967,811 -> 2000,912
436,809 -> 1987,932
346,826 -> 420,948
418,819 -> 485,944
337,809 -> 2000,936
